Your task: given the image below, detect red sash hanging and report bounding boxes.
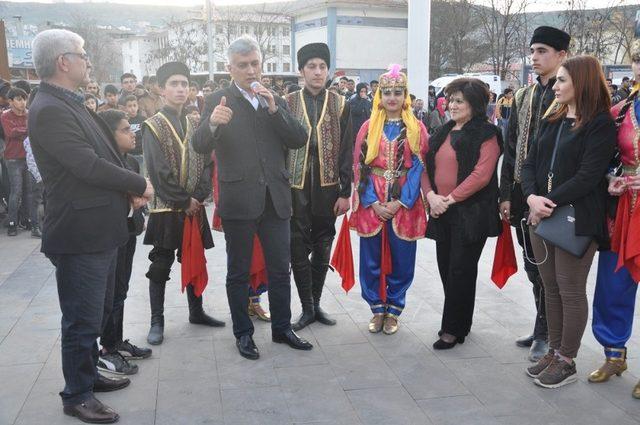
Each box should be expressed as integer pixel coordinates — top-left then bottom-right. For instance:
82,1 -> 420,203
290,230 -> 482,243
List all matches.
379,223 -> 393,302
330,215 -> 355,293
181,211 -> 208,297
250,235 -> 268,292
491,220 -> 518,289
611,190 -> 640,283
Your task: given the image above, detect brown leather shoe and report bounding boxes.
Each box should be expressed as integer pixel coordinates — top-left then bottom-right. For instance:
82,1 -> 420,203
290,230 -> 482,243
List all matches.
93,373 -> 130,393
63,397 -> 119,423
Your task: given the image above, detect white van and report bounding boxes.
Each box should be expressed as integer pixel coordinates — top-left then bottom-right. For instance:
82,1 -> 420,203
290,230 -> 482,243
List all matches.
430,74 -> 506,98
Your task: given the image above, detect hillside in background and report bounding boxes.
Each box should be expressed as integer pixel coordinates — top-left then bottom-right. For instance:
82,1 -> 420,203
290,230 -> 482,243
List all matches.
0,1 -> 194,31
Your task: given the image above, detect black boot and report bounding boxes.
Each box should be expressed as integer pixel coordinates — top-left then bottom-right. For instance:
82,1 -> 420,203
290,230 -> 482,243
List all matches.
147,280 -> 165,345
292,304 -> 316,331
291,264 -> 316,331
291,237 -> 316,331
530,272 -> 548,343
186,285 -> 225,327
312,240 -> 336,326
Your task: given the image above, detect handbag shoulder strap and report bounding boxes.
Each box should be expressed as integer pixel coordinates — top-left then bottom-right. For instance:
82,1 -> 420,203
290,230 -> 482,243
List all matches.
547,120 -> 565,192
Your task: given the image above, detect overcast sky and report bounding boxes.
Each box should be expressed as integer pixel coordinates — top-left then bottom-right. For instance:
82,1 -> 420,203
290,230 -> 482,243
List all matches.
2,0 -> 639,12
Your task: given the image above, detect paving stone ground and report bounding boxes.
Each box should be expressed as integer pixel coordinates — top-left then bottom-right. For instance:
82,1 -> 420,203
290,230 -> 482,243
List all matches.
1,209 -> 639,425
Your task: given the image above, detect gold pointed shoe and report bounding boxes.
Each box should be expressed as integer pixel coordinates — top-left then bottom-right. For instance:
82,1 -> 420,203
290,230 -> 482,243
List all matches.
382,315 -> 399,335
249,301 -> 271,322
368,314 -> 384,333
588,357 -> 627,383
633,380 -> 640,399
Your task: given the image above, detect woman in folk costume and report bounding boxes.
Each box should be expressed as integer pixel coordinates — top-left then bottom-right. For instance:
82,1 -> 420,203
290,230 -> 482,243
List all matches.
351,65 -> 428,335
589,40 -> 640,398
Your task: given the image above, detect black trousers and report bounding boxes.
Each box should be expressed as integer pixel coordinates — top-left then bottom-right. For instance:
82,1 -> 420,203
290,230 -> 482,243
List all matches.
48,249 -> 118,406
100,234 -> 137,352
221,190 -> 292,338
435,216 -> 487,339
515,221 -> 548,341
291,207 -> 336,307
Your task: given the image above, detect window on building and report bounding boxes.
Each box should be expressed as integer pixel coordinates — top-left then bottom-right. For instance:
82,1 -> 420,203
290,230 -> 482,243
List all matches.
283,63 -> 290,72
240,25 -> 250,34
216,61 -> 226,72
267,26 -> 276,37
283,27 -> 290,37
266,63 -> 278,73
269,45 -> 276,54
283,45 -> 290,55
216,25 -> 223,34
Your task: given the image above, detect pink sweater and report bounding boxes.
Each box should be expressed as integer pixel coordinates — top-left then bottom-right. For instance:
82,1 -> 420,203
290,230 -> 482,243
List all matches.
423,135 -> 500,202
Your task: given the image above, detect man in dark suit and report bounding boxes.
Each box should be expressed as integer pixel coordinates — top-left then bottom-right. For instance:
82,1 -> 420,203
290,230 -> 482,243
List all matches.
192,36 -> 311,360
28,29 -> 152,424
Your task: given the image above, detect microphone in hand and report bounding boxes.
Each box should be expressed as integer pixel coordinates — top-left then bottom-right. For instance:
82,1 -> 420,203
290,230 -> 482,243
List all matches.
250,81 -> 270,109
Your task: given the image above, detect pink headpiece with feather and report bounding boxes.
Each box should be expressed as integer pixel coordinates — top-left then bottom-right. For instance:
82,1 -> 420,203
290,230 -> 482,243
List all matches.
379,64 -> 407,90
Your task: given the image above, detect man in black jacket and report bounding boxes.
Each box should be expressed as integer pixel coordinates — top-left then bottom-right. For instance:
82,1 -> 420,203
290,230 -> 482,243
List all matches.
28,29 -> 152,424
192,36 -> 311,360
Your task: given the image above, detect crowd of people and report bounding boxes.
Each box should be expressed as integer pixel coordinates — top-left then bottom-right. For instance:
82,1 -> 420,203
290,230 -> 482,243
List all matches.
2,22 -> 636,423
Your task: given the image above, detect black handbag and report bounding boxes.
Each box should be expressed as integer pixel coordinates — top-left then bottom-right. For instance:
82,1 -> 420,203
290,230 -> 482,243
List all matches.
534,204 -> 592,257
533,120 -> 593,258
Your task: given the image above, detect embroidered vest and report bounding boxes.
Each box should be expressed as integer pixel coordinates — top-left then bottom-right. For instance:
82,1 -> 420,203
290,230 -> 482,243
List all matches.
513,84 -> 559,183
286,89 -> 345,189
144,112 -> 206,213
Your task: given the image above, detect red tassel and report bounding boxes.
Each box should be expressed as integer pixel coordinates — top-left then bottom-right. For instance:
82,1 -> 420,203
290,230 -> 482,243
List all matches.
330,215 -> 355,293
249,235 -> 268,292
379,223 -> 393,302
181,212 -> 209,297
491,220 -> 517,289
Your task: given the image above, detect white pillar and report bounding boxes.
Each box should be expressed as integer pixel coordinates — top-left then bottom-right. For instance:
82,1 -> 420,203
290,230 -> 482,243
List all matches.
407,0 -> 430,102
206,0 -> 214,81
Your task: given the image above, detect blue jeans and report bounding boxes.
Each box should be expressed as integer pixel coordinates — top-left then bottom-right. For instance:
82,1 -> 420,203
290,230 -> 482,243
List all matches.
48,249 -> 118,406
5,159 -> 33,224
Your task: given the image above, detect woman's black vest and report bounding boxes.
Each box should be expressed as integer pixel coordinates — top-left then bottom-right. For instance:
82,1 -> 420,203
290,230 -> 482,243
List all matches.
425,117 -> 503,244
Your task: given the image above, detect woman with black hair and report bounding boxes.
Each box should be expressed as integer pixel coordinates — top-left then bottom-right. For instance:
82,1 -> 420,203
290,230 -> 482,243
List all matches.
423,77 -> 502,350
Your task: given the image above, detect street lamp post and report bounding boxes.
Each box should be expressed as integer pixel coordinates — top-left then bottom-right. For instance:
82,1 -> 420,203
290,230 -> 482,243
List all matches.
206,0 -> 214,81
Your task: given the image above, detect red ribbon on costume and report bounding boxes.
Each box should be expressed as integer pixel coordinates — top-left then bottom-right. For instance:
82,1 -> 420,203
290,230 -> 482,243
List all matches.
181,211 -> 208,297
211,154 -> 223,231
330,215 -> 355,293
611,190 -> 640,283
379,223 -> 393,302
491,220 -> 518,289
250,235 -> 269,292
